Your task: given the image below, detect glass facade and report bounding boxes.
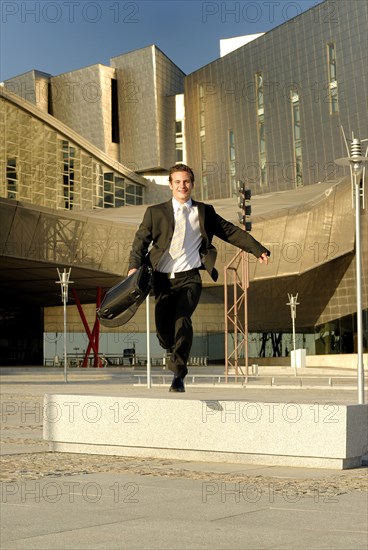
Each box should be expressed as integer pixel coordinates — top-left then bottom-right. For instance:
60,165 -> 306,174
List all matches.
185,0 -> 366,199
0,97 -> 144,210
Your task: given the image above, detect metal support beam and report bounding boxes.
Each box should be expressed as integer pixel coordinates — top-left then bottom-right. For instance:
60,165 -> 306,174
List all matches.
72,287 -> 104,368
224,250 -> 249,383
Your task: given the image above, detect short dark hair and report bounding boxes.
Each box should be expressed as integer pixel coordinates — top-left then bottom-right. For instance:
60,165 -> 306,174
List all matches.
168,163 -> 195,184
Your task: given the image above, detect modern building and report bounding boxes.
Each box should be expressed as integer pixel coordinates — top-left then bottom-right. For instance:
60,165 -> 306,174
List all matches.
0,0 -> 367,365
3,45 -> 186,180
185,0 -> 367,200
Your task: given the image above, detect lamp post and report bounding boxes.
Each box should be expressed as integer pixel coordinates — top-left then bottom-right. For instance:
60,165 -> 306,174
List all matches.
335,129 -> 368,404
146,295 -> 151,389
56,268 -> 73,383
287,293 -> 299,376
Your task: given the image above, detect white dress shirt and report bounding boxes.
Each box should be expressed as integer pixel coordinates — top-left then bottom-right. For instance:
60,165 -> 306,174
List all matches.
157,198 -> 202,273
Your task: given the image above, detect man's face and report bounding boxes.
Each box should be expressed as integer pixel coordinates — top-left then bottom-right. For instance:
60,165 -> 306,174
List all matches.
169,171 -> 194,204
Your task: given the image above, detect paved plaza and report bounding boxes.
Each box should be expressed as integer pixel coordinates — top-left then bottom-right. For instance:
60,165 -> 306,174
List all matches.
1,367 -> 367,550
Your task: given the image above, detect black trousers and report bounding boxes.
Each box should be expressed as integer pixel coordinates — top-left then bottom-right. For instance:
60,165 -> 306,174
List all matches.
153,270 -> 202,379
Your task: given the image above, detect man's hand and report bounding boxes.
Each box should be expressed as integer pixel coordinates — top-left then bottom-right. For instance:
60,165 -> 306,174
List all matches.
258,252 -> 269,264
128,268 -> 138,277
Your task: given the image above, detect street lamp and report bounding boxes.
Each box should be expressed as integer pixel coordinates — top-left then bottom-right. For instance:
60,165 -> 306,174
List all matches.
56,268 -> 73,383
287,293 -> 299,376
335,128 -> 368,404
146,295 -> 152,389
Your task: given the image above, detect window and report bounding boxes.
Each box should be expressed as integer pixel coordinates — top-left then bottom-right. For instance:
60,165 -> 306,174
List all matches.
115,176 -> 125,207
103,172 -> 114,207
94,162 -> 104,208
257,73 -> 264,113
199,84 -> 206,199
61,140 -> 75,209
327,43 -> 339,114
199,84 -> 206,135
256,73 -> 267,187
126,182 -> 143,205
175,120 -> 183,162
6,158 -> 17,199
228,129 -> 237,197
111,79 -> 120,143
328,43 -> 337,82
291,90 -> 303,187
102,173 -> 142,207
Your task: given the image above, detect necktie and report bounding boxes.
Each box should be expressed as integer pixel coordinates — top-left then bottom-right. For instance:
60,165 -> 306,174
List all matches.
169,204 -> 187,259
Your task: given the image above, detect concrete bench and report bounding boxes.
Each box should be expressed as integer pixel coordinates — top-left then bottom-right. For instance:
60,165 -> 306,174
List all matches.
43,394 -> 368,469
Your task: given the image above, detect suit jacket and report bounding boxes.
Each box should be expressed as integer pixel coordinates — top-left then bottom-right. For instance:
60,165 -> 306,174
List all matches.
128,199 -> 270,282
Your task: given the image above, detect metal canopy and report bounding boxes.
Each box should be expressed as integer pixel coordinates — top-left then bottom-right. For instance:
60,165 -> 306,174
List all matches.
0,176 -> 358,315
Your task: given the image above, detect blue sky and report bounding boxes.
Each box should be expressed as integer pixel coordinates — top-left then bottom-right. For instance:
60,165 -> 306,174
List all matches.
1,0 -> 323,81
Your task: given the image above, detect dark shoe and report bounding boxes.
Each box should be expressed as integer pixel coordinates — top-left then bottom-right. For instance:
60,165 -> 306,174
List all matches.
169,376 -> 185,392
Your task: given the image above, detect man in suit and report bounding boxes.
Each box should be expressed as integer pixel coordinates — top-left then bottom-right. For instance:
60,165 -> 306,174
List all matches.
128,163 -> 269,392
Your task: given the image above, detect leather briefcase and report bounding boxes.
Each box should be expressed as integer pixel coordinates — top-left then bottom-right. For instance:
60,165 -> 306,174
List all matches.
97,265 -> 152,327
